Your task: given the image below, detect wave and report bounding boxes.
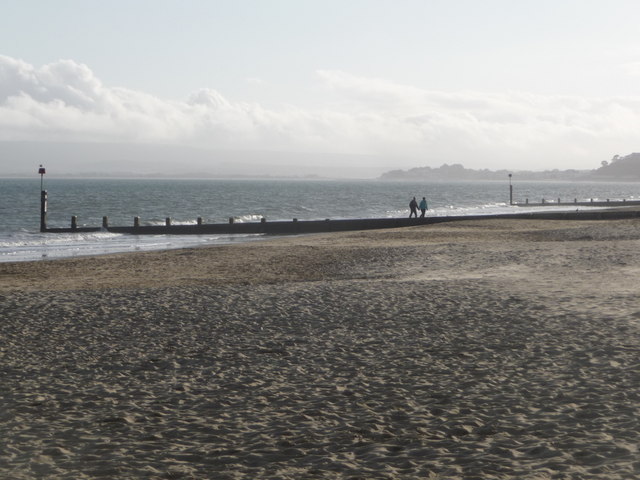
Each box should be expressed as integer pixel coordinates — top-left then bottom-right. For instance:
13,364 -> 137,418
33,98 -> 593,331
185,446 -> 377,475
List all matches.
0,231 -> 263,263
232,214 -> 265,223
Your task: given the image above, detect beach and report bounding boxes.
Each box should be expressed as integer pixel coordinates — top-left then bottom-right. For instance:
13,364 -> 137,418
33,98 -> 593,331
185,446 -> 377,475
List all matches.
1,217 -> 639,479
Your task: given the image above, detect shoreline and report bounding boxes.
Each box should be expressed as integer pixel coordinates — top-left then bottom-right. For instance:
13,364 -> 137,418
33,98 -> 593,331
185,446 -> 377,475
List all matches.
2,216 -> 640,478
4,204 -> 640,262
3,212 -> 640,292
4,205 -> 639,265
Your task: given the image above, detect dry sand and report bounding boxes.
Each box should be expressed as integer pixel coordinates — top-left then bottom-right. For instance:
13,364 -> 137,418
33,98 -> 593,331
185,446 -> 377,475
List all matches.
1,218 -> 639,479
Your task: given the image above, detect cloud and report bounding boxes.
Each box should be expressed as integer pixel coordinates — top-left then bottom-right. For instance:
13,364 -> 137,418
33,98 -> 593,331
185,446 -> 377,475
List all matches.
621,61 -> 640,77
318,70 -> 640,169
1,56 -> 640,172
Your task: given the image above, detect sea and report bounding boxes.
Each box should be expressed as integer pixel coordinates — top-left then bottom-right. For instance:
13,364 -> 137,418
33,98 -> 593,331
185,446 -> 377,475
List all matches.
2,177 -> 639,262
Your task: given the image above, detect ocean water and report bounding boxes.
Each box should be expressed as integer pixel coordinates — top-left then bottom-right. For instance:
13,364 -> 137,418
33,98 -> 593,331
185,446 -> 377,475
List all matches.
2,177 -> 639,262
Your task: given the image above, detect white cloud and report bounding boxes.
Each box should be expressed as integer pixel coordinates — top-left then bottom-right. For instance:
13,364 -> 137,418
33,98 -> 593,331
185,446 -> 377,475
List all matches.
621,61 -> 640,77
317,71 -> 640,169
1,56 -> 640,172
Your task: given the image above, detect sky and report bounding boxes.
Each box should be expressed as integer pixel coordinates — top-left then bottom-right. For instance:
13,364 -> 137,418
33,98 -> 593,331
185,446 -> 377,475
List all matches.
2,0 -> 640,177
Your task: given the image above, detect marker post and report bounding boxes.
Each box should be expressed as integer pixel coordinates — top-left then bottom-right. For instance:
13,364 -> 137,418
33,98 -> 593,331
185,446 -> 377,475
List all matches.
39,165 -> 47,232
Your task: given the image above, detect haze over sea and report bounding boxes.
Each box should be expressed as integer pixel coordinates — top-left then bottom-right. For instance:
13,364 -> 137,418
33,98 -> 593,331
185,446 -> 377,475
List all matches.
2,177 -> 639,262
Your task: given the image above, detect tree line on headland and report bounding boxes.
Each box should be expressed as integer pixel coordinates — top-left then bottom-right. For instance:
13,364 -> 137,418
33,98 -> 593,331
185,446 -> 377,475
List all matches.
380,153 -> 640,181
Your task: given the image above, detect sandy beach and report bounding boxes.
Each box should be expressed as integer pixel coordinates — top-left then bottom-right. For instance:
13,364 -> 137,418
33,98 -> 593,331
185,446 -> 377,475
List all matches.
1,217 -> 639,479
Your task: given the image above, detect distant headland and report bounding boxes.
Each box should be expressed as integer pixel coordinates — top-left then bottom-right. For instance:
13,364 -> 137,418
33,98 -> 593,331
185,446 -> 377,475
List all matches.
380,153 -> 640,182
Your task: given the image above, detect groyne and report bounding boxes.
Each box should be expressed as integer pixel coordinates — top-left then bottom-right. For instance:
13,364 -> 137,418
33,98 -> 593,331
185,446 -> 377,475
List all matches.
35,166 -> 640,237
42,208 -> 640,236
515,199 -> 640,207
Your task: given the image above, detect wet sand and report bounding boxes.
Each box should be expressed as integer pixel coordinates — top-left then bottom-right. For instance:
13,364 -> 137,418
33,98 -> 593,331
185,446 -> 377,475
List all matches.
1,218 -> 639,479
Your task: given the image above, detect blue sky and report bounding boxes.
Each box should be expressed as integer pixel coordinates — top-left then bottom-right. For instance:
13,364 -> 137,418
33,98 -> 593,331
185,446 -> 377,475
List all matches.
2,0 -> 640,176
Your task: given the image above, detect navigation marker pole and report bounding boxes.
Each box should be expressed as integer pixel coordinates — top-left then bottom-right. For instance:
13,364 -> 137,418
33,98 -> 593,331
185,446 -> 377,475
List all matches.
39,165 -> 47,232
508,173 -> 513,206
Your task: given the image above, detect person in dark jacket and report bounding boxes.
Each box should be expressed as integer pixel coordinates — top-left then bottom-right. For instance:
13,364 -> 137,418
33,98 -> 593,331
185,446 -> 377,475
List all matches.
409,197 -> 418,218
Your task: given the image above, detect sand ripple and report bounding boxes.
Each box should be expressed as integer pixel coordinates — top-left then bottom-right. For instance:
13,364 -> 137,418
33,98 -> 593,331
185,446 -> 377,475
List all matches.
2,218 -> 640,478
2,277 -> 639,479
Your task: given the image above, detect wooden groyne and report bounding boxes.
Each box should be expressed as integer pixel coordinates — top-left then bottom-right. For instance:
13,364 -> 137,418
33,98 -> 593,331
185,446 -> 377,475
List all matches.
41,208 -> 640,236
44,216 -> 435,235
515,198 -> 640,207
37,177 -> 640,236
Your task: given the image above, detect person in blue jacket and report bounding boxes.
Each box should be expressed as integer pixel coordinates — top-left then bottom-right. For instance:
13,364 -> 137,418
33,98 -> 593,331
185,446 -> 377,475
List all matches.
419,197 -> 428,217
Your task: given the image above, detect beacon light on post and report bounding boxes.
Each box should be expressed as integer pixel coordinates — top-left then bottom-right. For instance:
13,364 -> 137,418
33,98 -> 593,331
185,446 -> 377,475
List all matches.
39,164 -> 46,191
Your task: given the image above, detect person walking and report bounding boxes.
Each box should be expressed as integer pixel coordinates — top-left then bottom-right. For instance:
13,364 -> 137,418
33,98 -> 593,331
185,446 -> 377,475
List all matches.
419,197 -> 428,217
409,197 -> 418,218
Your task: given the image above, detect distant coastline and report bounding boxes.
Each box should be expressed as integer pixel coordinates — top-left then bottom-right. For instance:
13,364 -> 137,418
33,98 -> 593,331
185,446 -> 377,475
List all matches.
379,152 -> 640,182
3,140 -> 639,182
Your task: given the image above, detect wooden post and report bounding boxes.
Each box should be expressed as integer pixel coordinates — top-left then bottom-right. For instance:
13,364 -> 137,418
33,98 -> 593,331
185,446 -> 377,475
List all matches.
134,216 -> 140,228
71,216 -> 77,230
38,166 -> 47,232
197,217 -> 203,226
102,216 -> 109,228
40,190 -> 48,232
229,217 -> 234,224
261,217 -> 266,223
166,217 -> 171,226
